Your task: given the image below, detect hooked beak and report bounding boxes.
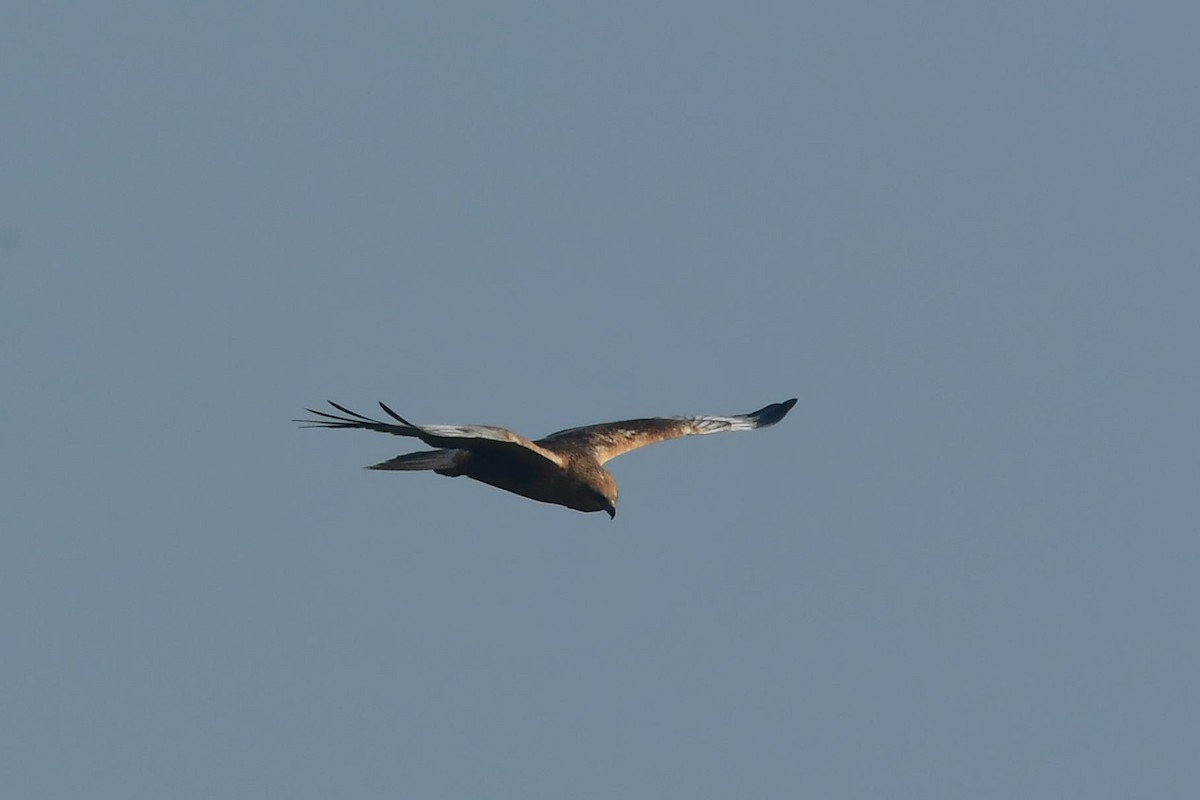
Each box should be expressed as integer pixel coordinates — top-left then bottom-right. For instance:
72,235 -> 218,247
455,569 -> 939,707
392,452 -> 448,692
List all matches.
604,502 -> 616,520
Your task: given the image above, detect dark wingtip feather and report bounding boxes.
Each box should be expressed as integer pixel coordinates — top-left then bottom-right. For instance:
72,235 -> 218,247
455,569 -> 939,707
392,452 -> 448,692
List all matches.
293,400 -> 425,437
378,401 -> 416,428
748,397 -> 798,428
326,401 -> 378,422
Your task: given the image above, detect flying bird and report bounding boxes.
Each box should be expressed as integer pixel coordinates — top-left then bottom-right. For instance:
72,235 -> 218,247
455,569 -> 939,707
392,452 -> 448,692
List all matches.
295,397 -> 797,518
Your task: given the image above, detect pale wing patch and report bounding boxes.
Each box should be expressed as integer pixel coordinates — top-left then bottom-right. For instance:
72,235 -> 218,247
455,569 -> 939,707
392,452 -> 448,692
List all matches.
683,415 -> 759,434
412,422 -> 532,444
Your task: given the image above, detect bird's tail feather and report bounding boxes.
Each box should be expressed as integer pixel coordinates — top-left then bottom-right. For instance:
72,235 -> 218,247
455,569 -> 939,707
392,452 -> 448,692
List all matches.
367,450 -> 458,471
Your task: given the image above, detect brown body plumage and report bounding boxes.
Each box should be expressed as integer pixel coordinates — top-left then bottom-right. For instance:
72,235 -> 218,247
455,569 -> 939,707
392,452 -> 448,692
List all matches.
295,398 -> 797,518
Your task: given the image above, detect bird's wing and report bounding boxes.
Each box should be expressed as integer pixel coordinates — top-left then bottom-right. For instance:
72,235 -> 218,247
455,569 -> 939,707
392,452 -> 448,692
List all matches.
295,402 -> 565,468
538,398 -> 797,465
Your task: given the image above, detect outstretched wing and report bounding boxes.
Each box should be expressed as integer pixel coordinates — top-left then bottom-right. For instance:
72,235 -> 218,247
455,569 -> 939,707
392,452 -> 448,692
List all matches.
538,398 -> 797,465
295,402 -> 565,468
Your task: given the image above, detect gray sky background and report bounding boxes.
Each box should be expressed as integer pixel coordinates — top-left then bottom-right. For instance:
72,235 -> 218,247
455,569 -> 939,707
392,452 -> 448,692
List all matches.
3,2 -> 1197,798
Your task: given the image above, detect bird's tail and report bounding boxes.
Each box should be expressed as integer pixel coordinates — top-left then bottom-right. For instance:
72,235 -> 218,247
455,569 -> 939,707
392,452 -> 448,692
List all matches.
367,449 -> 458,472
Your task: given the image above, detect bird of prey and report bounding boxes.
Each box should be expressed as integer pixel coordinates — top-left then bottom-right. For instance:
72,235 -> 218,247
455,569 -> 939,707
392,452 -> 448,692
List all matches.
295,398 -> 797,518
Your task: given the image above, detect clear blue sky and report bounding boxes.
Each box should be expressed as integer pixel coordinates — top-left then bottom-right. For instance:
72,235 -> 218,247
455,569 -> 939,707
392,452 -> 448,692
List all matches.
3,2 -> 1197,797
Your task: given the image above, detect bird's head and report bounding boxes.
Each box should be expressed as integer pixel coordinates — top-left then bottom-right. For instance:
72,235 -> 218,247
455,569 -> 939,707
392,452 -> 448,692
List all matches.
594,479 -> 618,519
578,470 -> 618,519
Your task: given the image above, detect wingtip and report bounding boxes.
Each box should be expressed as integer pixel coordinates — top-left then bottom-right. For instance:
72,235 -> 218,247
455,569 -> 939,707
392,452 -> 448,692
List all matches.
378,401 -> 416,428
749,397 -> 798,428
